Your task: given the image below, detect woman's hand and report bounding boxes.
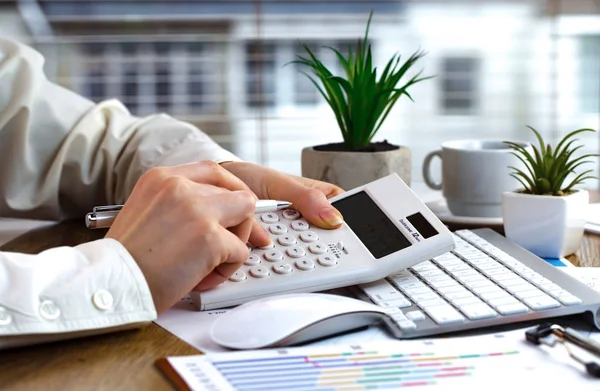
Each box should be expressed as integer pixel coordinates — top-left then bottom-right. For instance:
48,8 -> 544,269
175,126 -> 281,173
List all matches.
220,161 -> 345,236
105,161 -> 258,313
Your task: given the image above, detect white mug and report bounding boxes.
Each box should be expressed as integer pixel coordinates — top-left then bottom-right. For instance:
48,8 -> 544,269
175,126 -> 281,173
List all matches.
422,139 -> 531,218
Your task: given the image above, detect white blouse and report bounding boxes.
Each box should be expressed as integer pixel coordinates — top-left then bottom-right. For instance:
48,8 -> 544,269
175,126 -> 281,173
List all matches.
0,37 -> 240,349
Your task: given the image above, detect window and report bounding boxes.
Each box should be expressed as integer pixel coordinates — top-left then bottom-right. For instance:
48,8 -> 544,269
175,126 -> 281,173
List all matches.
440,57 -> 479,115
78,39 -> 217,116
245,41 -> 276,108
580,36 -> 600,114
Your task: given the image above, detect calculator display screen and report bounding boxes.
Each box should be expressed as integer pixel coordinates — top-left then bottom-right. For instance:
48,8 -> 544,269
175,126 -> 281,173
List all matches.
332,191 -> 412,259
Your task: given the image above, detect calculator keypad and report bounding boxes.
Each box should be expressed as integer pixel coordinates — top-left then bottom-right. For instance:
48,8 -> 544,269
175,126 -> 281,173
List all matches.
228,209 -> 346,284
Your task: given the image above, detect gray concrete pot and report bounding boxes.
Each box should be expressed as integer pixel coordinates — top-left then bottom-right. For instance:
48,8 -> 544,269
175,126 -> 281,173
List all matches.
301,145 -> 411,190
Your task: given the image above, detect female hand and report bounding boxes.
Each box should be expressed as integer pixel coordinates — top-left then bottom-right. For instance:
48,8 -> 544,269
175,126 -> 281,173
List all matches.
220,161 -> 345,235
105,161 -> 257,313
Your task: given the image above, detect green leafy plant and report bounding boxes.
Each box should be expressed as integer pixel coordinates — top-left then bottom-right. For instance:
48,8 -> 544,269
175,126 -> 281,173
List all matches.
505,126 -> 598,196
290,12 -> 431,149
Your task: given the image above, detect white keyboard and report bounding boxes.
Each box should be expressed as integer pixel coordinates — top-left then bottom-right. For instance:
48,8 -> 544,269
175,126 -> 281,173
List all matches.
355,228 -> 600,338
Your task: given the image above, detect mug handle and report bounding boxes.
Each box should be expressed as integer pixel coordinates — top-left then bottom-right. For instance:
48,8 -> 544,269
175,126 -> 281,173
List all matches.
422,150 -> 443,190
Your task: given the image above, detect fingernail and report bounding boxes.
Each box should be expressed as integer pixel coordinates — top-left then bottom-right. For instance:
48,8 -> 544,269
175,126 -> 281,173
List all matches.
263,228 -> 272,243
319,208 -> 344,227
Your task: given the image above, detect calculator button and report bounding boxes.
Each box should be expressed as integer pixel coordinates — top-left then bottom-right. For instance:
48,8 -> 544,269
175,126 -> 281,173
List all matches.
278,235 -> 297,246
273,263 -> 293,275
317,255 -> 337,267
282,209 -> 301,220
269,224 -> 288,235
249,266 -> 270,278
265,250 -> 284,262
286,246 -> 306,258
336,241 -> 345,251
309,243 -> 328,254
259,241 -> 275,250
300,231 -> 319,243
245,254 -> 261,266
291,220 -> 310,231
261,213 -> 279,224
295,259 -> 315,271
229,270 -> 247,282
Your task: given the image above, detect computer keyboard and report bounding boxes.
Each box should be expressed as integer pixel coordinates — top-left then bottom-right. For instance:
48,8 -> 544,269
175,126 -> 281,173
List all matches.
354,228 -> 600,338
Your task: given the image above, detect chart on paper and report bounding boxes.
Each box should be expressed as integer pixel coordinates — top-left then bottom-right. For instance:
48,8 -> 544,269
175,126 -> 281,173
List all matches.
163,336 -> 581,391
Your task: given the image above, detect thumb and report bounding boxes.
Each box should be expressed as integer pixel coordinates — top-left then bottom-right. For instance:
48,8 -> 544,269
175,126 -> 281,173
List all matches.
271,181 -> 344,229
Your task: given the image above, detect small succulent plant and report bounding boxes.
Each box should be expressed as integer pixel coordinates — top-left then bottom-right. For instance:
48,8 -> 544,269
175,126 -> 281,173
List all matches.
505,126 -> 598,196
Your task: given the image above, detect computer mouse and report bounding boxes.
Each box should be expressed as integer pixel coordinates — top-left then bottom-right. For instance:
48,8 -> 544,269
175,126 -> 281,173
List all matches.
209,292 -> 390,350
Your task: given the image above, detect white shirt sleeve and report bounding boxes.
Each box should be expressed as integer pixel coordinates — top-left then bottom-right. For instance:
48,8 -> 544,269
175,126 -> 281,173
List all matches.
0,238 -> 157,349
0,37 -> 241,222
0,38 -> 242,348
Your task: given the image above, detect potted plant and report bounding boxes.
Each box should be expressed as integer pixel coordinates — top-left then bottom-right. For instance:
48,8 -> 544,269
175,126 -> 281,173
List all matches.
502,126 -> 598,258
292,12 -> 431,190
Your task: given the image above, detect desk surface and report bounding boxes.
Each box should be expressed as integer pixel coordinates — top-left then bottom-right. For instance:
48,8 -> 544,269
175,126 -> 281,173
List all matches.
1,204 -> 600,390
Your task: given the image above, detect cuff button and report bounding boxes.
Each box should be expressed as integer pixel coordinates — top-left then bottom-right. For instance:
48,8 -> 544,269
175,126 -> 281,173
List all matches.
93,290 -> 114,311
39,300 -> 61,321
0,307 -> 12,326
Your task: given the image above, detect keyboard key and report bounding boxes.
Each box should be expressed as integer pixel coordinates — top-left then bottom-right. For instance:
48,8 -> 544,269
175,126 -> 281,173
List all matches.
495,303 -> 529,315
523,296 -> 560,310
459,303 -> 497,320
556,294 -> 583,306
360,280 -> 408,303
423,305 -> 465,325
406,310 -> 426,321
396,320 -> 417,331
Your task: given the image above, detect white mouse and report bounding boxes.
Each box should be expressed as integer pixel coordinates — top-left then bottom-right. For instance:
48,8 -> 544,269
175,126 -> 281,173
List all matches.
209,292 -> 390,350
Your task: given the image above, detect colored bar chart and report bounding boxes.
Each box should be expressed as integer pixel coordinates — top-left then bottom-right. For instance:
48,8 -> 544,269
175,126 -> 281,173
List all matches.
167,341 -> 523,391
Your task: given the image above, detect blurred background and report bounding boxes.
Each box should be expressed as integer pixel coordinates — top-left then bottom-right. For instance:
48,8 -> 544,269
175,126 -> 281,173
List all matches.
1,0 -> 599,188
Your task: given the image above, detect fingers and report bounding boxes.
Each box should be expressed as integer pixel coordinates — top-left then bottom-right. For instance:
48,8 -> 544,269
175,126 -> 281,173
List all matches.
207,190 -> 256,228
193,229 -> 250,291
265,174 -> 345,229
146,160 -> 255,194
248,219 -> 271,247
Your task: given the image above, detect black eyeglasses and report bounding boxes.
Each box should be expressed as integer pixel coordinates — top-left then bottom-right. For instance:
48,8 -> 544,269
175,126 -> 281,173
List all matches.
526,323 -> 600,378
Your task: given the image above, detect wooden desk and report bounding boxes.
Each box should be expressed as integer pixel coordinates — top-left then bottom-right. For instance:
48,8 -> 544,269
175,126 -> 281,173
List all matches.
1,203 -> 599,390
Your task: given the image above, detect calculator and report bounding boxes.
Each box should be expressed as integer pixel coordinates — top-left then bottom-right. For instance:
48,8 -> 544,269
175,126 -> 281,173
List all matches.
190,174 -> 455,310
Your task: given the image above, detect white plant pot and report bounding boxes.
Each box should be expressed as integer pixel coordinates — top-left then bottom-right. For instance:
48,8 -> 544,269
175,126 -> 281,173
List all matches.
501,190 -> 588,258
301,146 -> 411,190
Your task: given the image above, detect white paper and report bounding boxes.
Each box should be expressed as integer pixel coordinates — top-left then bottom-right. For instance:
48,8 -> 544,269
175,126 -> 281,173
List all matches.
164,330 -> 599,391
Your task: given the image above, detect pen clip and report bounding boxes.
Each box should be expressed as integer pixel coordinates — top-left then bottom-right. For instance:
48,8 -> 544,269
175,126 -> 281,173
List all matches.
92,205 -> 124,213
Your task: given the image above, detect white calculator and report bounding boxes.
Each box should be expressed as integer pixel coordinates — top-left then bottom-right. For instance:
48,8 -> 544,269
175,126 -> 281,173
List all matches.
190,174 -> 455,310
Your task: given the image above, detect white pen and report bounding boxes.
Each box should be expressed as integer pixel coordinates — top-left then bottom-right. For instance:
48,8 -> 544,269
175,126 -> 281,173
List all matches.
85,199 -> 292,229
